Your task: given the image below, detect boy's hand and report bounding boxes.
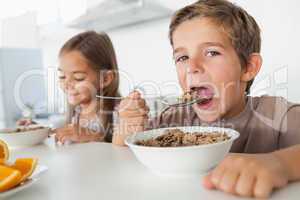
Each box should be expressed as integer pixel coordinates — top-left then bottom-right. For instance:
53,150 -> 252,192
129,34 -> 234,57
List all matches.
118,91 -> 149,118
202,153 -> 289,198
113,91 -> 149,146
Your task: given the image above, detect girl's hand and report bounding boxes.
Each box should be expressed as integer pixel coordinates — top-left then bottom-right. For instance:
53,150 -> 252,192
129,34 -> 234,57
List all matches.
113,91 -> 149,146
16,118 -> 36,126
202,153 -> 289,198
54,125 -> 74,144
54,125 -> 103,144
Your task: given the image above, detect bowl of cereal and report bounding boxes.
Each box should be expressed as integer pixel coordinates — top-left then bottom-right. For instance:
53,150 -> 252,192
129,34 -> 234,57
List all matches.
0,125 -> 50,149
125,126 -> 239,178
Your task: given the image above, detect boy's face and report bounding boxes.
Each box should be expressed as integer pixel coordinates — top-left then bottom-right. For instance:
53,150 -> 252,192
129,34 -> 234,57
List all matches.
172,17 -> 247,122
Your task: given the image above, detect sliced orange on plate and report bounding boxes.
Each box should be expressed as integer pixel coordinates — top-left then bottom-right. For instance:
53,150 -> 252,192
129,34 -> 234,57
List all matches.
0,165 -> 22,192
0,139 -> 39,192
10,158 -> 38,182
0,140 -> 9,164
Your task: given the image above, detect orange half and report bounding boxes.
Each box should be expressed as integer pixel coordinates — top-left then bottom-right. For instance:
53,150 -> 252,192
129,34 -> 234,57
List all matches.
10,158 -> 38,182
0,140 -> 9,164
0,165 -> 22,192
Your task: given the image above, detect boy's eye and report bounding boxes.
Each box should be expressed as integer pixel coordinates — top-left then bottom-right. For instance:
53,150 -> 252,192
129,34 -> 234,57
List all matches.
175,55 -> 189,63
58,76 -> 65,80
206,50 -> 221,57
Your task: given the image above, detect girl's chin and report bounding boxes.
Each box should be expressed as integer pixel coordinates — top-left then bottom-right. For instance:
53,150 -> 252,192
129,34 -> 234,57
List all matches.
68,100 -> 80,106
68,97 -> 93,107
67,96 -> 82,106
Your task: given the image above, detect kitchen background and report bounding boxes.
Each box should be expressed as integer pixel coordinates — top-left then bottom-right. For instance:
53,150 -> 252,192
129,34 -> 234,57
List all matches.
0,0 -> 299,128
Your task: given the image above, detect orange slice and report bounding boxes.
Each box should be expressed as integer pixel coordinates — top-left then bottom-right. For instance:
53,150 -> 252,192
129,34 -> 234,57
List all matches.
0,140 -> 9,164
10,158 -> 38,182
0,165 -> 22,192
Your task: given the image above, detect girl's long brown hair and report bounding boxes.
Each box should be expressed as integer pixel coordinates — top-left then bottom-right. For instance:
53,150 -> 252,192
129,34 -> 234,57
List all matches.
59,31 -> 120,142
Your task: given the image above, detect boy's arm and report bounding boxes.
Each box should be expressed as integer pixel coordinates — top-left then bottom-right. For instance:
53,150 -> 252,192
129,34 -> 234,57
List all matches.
273,144 -> 300,181
275,104 -> 300,181
112,91 -> 149,146
202,102 -> 300,198
278,105 -> 300,148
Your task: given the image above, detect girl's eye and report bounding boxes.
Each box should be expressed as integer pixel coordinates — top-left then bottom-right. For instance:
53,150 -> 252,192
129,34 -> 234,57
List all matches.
58,76 -> 65,80
74,76 -> 85,81
73,73 -> 86,81
74,78 -> 85,81
175,55 -> 189,63
206,50 -> 221,57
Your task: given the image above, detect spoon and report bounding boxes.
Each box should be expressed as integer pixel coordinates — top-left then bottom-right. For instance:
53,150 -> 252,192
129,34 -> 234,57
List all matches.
96,91 -> 208,107
159,91 -> 208,107
96,87 -> 145,100
160,96 -> 208,107
95,95 -> 123,100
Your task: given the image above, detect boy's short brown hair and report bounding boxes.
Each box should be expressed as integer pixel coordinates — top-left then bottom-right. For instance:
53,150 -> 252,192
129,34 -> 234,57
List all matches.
169,0 -> 261,94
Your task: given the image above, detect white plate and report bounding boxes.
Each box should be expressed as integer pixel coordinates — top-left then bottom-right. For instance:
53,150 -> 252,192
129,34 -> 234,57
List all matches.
0,165 -> 48,198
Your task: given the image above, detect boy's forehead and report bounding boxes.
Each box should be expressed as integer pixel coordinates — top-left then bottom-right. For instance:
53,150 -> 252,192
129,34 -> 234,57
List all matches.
172,18 -> 231,51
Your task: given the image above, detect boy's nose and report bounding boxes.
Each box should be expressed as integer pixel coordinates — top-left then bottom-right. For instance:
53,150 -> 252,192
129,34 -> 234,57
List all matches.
187,58 -> 204,74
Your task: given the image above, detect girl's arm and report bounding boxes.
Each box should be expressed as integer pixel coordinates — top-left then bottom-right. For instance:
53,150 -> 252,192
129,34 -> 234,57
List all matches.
55,125 -> 105,144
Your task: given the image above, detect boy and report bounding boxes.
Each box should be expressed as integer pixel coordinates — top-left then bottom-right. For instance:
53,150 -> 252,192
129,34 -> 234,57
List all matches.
113,0 -> 300,198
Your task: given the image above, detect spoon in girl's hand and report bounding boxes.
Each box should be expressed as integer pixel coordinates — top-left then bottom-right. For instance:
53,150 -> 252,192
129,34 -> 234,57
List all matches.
95,87 -> 145,100
95,95 -> 123,100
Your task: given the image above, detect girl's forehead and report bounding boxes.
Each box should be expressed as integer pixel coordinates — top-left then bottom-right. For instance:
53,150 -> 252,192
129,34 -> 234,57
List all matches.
59,51 -> 91,73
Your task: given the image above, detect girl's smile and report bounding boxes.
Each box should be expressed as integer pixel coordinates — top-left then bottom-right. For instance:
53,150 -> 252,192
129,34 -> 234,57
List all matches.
58,51 -> 99,107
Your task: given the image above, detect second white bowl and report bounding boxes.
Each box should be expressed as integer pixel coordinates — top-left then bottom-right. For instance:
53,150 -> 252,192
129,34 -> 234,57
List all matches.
126,126 -> 239,178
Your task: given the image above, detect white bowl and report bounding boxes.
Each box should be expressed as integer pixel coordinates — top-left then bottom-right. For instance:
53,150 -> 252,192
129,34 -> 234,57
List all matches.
125,126 -> 239,178
0,127 -> 50,149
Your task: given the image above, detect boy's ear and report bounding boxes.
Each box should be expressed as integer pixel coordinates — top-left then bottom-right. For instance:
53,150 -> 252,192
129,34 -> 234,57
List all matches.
241,53 -> 262,82
100,70 -> 114,89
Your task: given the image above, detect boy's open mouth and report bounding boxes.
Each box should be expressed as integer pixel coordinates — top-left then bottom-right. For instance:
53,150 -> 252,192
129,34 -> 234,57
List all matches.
190,85 -> 215,108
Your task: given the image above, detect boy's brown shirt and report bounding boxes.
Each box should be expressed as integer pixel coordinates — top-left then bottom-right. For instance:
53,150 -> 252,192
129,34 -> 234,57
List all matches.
148,96 -> 300,153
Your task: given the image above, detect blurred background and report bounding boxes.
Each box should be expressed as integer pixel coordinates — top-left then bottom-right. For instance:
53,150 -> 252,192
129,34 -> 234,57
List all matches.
0,0 -> 299,128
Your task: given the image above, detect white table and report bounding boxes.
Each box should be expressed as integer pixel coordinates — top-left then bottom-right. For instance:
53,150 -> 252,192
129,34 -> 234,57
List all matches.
7,139 -> 300,200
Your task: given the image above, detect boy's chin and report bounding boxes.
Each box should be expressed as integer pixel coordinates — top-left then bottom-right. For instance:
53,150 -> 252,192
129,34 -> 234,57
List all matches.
192,107 -> 220,123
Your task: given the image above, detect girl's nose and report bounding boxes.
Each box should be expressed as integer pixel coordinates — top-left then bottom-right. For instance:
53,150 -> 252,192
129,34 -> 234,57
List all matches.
65,78 -> 75,90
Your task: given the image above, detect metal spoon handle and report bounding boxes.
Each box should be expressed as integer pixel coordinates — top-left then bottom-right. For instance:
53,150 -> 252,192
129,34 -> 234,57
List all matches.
95,95 -> 124,100
96,86 -> 146,100
160,97 -> 207,107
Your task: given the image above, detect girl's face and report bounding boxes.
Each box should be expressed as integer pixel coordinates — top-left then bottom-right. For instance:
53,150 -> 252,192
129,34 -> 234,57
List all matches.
58,51 -> 99,106
172,18 -> 248,123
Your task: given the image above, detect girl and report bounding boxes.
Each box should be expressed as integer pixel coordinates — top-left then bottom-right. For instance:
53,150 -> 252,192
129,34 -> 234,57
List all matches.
54,31 -> 121,144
